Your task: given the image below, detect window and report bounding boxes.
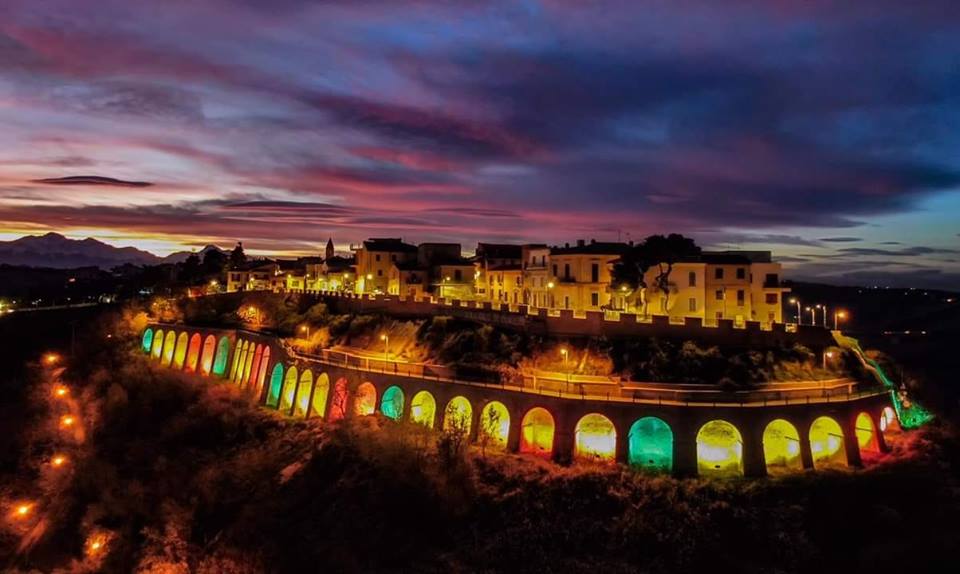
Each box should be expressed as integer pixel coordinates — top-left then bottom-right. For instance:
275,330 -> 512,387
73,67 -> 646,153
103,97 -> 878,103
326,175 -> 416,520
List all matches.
564,296 -> 570,309
688,271 -> 697,287
737,289 -> 745,305
689,298 -> 697,312
591,292 -> 599,306
377,269 -> 383,277
391,254 -> 397,262
715,289 -> 724,301
375,254 -> 381,262
765,293 -> 778,305
454,269 -> 462,281
591,263 -> 599,283
552,264 -> 558,276
715,268 -> 724,280
736,268 -> 745,280
564,263 -> 571,280
765,273 -> 778,285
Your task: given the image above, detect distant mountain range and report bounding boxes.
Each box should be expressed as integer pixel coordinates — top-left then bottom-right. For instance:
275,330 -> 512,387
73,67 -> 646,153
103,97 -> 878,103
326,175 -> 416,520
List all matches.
0,233 -> 226,269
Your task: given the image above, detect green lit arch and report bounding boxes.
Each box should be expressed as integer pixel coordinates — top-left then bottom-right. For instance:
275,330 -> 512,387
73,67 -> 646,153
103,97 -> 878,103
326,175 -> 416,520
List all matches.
142,328 -> 154,353
212,336 -> 231,377
381,386 -> 405,421
628,416 -> 673,472
267,363 -> 284,407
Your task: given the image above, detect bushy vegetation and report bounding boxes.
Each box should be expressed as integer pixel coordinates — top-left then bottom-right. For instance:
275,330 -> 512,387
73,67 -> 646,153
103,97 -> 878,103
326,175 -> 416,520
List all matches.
2,318 -> 960,573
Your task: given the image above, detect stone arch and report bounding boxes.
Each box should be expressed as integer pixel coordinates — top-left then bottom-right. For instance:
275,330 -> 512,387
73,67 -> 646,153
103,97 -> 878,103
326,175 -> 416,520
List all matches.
150,329 -> 164,359
142,328 -> 154,353
185,333 -> 202,373
855,412 -> 880,454
519,407 -> 555,457
242,343 -> 257,387
880,406 -> 899,434
280,366 -> 298,413
478,401 -> 510,450
696,420 -> 744,477
200,335 -> 216,375
267,363 -> 284,407
329,378 -> 350,421
574,413 -> 616,462
628,416 -> 673,472
161,331 -> 177,366
213,336 -> 231,377
809,416 -> 847,469
294,370 -> 313,417
410,390 -> 437,428
173,332 -> 189,369
443,396 -> 473,436
355,382 -> 378,416
229,340 -> 246,382
248,345 -> 264,389
381,385 -> 405,421
762,419 -> 803,474
254,347 -> 271,398
311,373 -> 330,418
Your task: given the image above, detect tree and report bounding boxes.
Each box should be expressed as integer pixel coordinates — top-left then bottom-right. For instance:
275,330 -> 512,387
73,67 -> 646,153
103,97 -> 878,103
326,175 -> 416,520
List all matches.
229,242 -> 247,269
202,248 -> 227,274
612,234 -> 700,315
181,253 -> 200,282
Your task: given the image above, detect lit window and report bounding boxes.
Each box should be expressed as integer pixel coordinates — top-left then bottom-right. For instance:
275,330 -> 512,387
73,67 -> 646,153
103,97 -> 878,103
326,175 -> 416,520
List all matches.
689,298 -> 697,312
688,271 -> 696,287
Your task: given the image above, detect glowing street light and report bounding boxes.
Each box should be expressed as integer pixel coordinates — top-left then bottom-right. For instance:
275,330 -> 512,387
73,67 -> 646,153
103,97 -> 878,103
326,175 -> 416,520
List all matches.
821,304 -> 828,328
51,455 -> 67,468
299,324 -> 310,337
60,415 -> 76,428
822,351 -> 835,370
13,503 -> 32,518
834,310 -> 848,330
789,298 -> 801,324
380,333 -> 389,362
44,353 -> 60,366
560,347 -> 569,369
54,386 -> 69,398
806,306 -> 816,326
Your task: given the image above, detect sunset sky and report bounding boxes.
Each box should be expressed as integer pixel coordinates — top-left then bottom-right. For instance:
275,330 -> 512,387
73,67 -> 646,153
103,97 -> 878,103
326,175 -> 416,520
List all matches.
1,0 -> 958,288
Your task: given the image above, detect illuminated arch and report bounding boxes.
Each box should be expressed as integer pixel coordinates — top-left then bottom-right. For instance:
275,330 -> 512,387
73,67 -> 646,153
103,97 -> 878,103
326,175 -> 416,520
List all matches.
381,386 -> 405,421
254,347 -> 270,398
236,341 -> 251,384
809,416 -> 847,469
478,401 -> 510,449
151,329 -> 164,359
280,366 -> 298,413
311,373 -> 330,418
696,420 -> 744,477
410,390 -> 437,428
242,343 -> 256,387
855,412 -> 879,453
329,378 -> 350,421
173,332 -> 189,369
161,331 -> 177,366
294,370 -> 313,418
880,406 -> 899,434
355,382 -> 377,416
142,328 -> 154,353
520,407 -> 555,457
200,335 -> 216,376
248,345 -> 264,389
574,413 -> 616,462
762,419 -> 802,474
267,363 -> 284,408
443,396 -> 473,436
185,334 -> 202,373
628,417 -> 673,472
229,340 -> 245,381
213,336 -> 230,377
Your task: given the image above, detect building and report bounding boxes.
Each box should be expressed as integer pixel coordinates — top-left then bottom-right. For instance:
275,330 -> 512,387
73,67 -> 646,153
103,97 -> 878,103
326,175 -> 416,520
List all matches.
521,244 -> 550,307
637,251 -> 788,325
354,238 -> 417,294
473,243 -> 522,300
388,242 -> 475,300
548,240 -> 630,311
226,261 -> 280,292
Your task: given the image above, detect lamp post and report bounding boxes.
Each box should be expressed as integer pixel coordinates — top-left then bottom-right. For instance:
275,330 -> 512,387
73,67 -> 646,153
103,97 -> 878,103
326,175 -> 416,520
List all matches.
380,333 -> 389,362
834,310 -> 847,330
560,347 -> 568,370
806,306 -> 816,325
300,324 -> 310,338
789,297 -> 801,324
547,281 -> 555,308
822,350 -> 834,370
821,304 -> 828,329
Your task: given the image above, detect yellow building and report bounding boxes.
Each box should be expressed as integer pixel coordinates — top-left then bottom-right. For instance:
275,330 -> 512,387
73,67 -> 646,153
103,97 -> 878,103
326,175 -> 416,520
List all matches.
354,238 -> 417,294
548,240 -> 629,311
226,262 -> 279,292
521,244 -> 550,307
640,252 -> 788,325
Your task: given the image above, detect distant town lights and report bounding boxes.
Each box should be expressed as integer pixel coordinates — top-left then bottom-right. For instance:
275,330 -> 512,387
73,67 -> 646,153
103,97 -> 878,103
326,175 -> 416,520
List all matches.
51,455 -> 67,467
54,386 -> 69,398
60,415 -> 76,427
44,353 -> 60,365
13,503 -> 32,518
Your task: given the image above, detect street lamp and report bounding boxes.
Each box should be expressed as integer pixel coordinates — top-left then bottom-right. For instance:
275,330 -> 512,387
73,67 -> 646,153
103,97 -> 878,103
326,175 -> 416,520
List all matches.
547,281 -> 555,308
300,325 -> 310,337
822,350 -> 835,370
834,310 -> 848,330
560,347 -> 569,369
789,297 -> 801,324
821,304 -> 828,328
806,306 -> 816,325
380,333 -> 389,362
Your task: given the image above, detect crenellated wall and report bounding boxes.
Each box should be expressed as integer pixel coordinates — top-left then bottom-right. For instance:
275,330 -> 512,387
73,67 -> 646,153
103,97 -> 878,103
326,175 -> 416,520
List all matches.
141,323 -> 893,478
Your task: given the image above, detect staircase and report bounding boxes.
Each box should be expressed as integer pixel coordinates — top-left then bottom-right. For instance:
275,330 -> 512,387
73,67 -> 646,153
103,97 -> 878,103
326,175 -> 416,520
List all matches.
832,331 -> 933,429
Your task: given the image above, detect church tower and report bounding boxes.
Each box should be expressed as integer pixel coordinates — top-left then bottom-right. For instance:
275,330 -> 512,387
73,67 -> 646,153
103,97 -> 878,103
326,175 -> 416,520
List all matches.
325,237 -> 335,260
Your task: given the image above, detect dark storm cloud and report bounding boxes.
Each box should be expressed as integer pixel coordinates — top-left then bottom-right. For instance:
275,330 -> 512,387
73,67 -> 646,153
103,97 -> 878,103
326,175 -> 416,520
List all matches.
32,176 -> 153,188
820,237 -> 863,243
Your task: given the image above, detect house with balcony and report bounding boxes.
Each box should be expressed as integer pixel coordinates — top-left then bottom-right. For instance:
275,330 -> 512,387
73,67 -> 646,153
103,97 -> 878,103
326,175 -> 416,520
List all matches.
548,240 -> 630,311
